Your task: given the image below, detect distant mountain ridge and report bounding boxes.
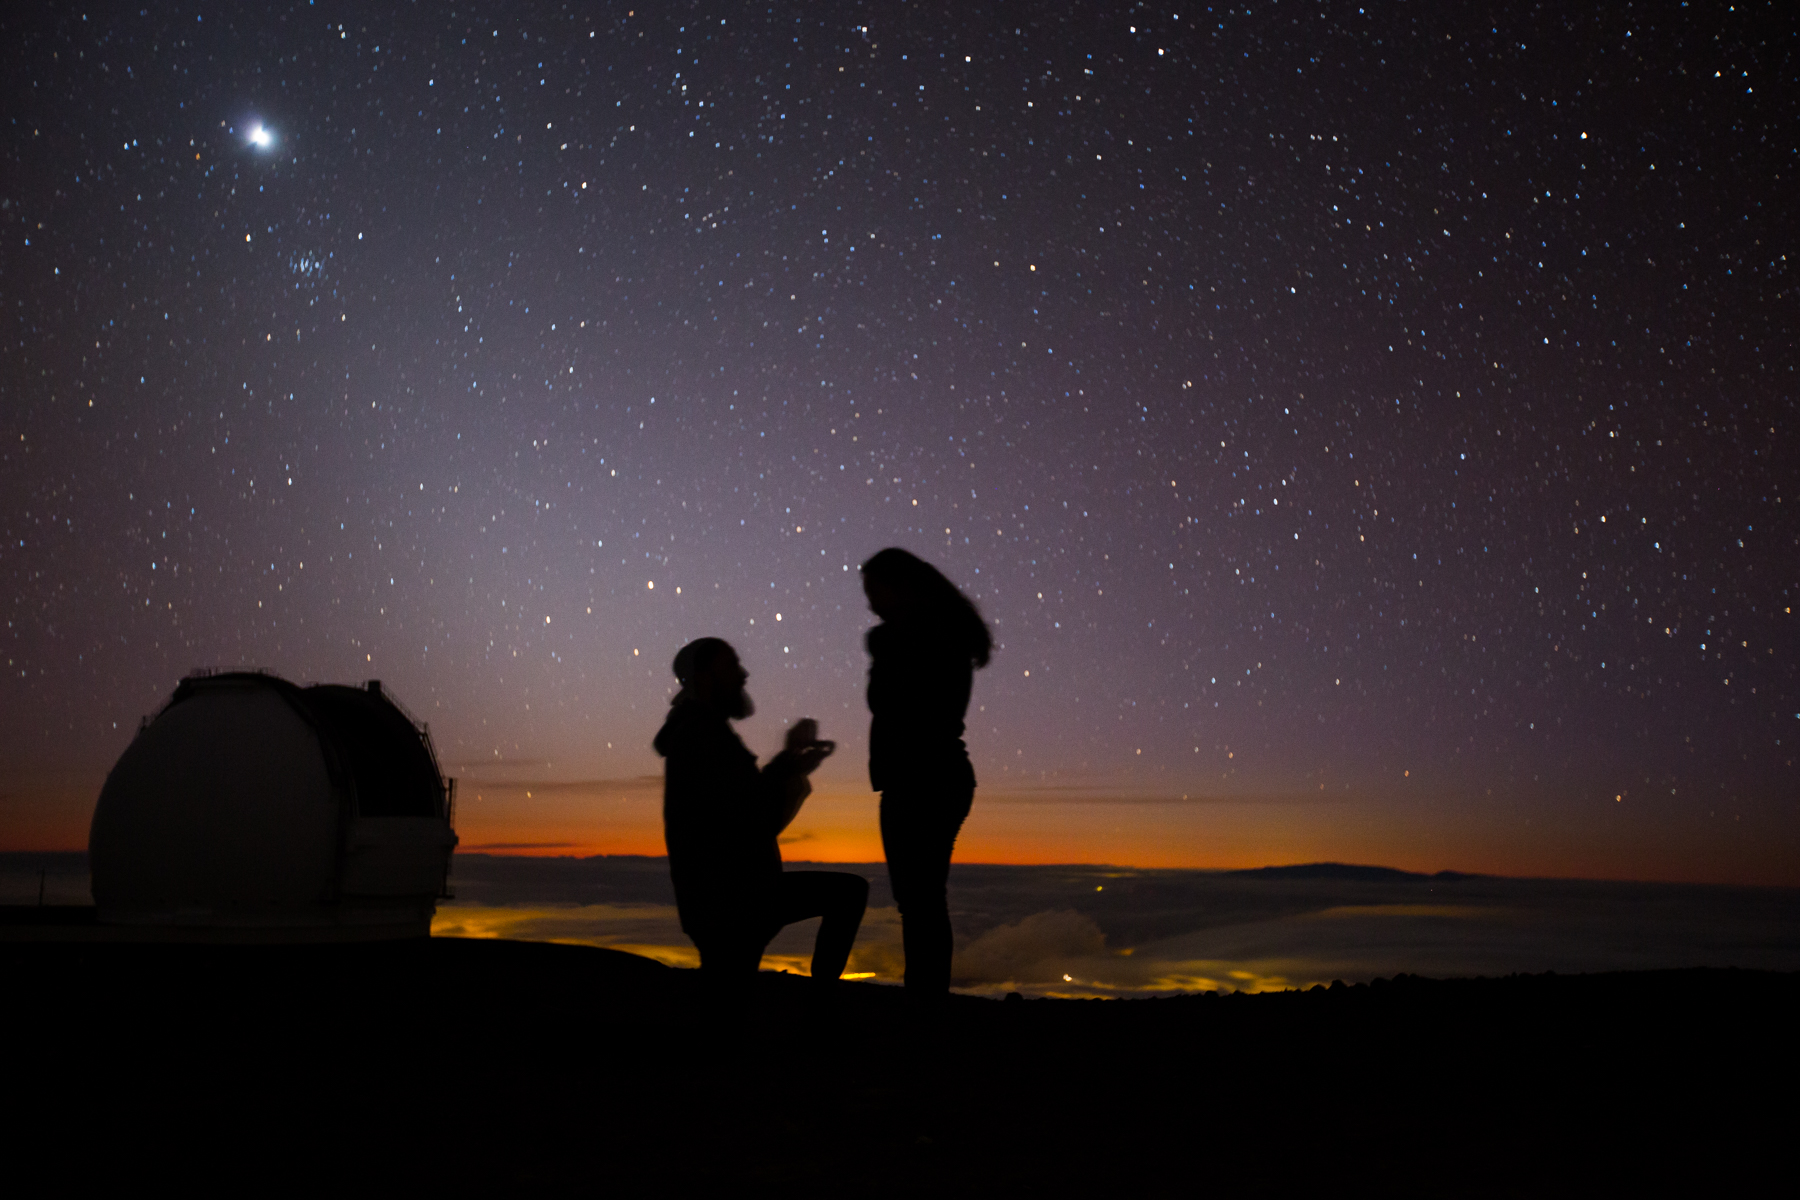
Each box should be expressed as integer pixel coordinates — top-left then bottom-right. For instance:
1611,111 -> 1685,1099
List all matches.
1227,862 -> 1481,882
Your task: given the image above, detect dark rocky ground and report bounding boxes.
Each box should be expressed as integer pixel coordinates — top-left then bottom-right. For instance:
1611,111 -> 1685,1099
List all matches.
5,932 -> 1793,1195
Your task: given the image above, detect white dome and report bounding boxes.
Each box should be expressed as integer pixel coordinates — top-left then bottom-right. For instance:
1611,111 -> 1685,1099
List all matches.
90,672 -> 457,941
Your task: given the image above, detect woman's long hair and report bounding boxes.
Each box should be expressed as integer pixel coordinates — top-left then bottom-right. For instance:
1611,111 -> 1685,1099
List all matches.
861,548 -> 993,668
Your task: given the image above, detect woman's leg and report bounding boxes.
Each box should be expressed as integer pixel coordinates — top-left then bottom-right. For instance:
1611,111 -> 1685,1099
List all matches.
880,783 -> 973,993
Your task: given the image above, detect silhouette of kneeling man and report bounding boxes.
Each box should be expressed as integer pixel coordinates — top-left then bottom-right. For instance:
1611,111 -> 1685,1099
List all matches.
654,637 -> 868,983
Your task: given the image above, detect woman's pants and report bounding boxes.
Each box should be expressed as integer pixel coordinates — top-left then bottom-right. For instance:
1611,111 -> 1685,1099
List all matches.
879,782 -> 974,993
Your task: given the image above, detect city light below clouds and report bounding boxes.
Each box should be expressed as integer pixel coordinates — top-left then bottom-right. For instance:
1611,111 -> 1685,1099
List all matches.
413,855 -> 1800,997
11,848 -> 1796,997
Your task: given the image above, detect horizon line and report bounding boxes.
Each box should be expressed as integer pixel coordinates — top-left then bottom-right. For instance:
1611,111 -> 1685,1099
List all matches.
10,848 -> 1795,891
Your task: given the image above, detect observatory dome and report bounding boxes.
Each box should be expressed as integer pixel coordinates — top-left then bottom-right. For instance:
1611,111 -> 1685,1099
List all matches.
89,671 -> 458,941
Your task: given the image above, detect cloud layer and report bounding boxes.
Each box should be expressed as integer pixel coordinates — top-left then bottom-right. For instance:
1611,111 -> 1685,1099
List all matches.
19,852 -> 1793,996
435,855 -> 1800,996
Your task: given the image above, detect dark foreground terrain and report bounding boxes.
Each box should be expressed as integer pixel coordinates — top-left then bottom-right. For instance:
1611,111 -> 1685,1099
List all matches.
5,930 -> 1793,1195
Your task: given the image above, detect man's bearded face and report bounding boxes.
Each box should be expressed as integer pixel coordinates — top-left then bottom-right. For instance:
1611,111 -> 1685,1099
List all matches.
726,685 -> 754,720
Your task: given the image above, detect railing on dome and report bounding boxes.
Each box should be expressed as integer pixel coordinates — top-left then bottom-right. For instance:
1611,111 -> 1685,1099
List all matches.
143,666 -> 280,731
364,678 -> 419,724
183,665 -> 276,680
438,777 -> 458,899
374,680 -> 460,900
364,679 -> 454,820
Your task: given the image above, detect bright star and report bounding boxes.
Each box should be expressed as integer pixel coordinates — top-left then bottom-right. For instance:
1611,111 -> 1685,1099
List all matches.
247,123 -> 274,149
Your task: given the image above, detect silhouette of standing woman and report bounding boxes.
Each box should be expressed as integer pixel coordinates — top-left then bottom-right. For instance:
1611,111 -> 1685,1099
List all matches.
861,548 -> 992,996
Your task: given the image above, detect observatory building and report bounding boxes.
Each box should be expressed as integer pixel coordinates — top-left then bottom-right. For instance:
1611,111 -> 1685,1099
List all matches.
89,671 -> 458,941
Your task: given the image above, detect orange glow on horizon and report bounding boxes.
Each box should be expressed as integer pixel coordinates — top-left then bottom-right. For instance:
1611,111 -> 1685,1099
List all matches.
434,783 -> 1800,887
9,777 -> 1797,888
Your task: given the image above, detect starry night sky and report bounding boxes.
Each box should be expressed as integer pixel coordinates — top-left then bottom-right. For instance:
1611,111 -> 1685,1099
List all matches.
3,2 -> 1794,881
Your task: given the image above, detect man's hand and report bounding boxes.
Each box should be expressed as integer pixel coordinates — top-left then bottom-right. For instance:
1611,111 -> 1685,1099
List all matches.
785,718 -> 835,774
